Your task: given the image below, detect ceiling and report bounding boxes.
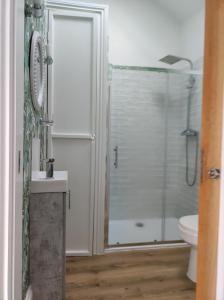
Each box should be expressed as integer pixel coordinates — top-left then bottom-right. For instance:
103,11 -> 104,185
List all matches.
156,0 -> 204,21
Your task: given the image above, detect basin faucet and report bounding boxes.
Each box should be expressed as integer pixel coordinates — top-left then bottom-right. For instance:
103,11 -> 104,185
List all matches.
46,158 -> 55,178
40,118 -> 54,127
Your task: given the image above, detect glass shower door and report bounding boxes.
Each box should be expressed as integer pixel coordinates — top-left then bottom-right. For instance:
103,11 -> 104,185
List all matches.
163,72 -> 202,241
107,66 -> 202,246
108,67 -> 168,246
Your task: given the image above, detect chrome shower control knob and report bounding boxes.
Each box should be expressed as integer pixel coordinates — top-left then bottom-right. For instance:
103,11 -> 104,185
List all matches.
208,168 -> 221,180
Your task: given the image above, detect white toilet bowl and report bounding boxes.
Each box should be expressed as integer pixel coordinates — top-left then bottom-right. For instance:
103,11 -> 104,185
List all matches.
178,215 -> 198,282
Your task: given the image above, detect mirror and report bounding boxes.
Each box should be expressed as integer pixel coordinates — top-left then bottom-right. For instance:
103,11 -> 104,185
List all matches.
30,31 -> 46,111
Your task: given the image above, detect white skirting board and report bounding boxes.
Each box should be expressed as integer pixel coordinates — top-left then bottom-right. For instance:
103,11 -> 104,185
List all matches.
25,286 -> 33,300
66,250 -> 92,257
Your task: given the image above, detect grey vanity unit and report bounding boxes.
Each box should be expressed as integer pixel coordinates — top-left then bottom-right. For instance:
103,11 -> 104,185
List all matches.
30,171 -> 68,300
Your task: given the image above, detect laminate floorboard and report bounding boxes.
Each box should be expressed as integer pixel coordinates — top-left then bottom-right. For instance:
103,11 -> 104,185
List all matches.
66,247 -> 195,300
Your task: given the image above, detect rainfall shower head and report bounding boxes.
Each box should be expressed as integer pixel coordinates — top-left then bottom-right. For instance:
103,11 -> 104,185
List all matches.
159,55 -> 193,69
160,55 -> 182,65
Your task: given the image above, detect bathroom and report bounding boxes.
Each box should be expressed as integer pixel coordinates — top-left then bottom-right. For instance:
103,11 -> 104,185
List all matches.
7,0 -> 224,299
22,0 -> 205,299
3,0 -> 224,299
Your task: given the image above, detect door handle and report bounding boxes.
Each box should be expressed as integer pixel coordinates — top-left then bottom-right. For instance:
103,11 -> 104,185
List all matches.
208,168 -> 221,180
91,134 -> 96,141
113,146 -> 118,168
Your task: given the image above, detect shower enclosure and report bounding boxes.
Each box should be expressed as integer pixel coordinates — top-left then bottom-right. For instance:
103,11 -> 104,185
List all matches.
107,65 -> 202,246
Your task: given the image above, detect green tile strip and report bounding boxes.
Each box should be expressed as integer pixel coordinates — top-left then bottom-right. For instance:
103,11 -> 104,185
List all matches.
110,64 -> 203,75
111,64 -> 170,73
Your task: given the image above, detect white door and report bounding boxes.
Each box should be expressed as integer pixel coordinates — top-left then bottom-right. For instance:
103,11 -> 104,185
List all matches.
48,7 -> 106,256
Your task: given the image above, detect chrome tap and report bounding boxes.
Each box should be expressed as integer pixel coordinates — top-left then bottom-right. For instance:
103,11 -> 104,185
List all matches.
46,158 -> 55,178
40,118 -> 54,127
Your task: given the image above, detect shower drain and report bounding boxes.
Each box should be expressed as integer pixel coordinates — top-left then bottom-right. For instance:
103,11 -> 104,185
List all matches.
135,222 -> 144,228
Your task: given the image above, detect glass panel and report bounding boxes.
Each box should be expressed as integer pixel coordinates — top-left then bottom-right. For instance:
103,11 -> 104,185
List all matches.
108,68 -> 167,245
164,72 -> 202,241
108,65 -> 203,246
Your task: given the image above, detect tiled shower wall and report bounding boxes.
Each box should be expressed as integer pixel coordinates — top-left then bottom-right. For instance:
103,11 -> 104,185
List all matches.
109,66 -> 202,222
109,69 -> 167,220
166,72 -> 202,219
23,2 -> 47,297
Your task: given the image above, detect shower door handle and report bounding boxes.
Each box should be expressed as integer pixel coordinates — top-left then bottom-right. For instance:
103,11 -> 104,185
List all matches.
113,146 -> 118,168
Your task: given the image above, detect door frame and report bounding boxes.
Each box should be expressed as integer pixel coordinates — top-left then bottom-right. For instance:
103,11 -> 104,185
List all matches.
0,0 -> 24,299
197,0 -> 224,299
46,0 -> 109,255
216,119 -> 224,299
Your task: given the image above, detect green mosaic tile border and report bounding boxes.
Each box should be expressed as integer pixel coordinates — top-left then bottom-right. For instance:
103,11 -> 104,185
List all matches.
110,64 -> 203,75
23,1 -> 47,298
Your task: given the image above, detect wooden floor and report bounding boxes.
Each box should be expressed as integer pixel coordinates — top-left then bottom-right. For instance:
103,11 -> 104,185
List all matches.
66,247 -> 195,300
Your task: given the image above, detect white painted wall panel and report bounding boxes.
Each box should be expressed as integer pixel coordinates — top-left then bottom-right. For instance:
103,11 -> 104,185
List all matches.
53,15 -> 93,134
53,139 -> 92,252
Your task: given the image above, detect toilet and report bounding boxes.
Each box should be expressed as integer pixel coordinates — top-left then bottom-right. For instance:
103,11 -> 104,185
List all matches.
178,215 -> 198,282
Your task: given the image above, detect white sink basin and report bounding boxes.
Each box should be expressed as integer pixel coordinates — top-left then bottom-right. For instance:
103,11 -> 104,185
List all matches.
31,171 -> 68,193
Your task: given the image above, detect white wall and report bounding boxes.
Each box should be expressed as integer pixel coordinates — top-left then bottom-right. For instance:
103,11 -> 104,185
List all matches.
108,0 -> 181,67
76,0 -> 182,67
75,0 -> 204,67
181,9 -> 205,63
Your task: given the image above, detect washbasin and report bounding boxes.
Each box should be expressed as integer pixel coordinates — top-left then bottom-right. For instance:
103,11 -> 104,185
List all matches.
31,171 -> 68,193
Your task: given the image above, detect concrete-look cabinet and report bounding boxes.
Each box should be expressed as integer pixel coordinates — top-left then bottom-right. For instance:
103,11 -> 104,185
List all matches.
30,192 -> 66,300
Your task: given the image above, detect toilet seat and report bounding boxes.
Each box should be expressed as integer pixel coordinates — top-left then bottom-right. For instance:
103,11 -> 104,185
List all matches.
179,215 -> 198,246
